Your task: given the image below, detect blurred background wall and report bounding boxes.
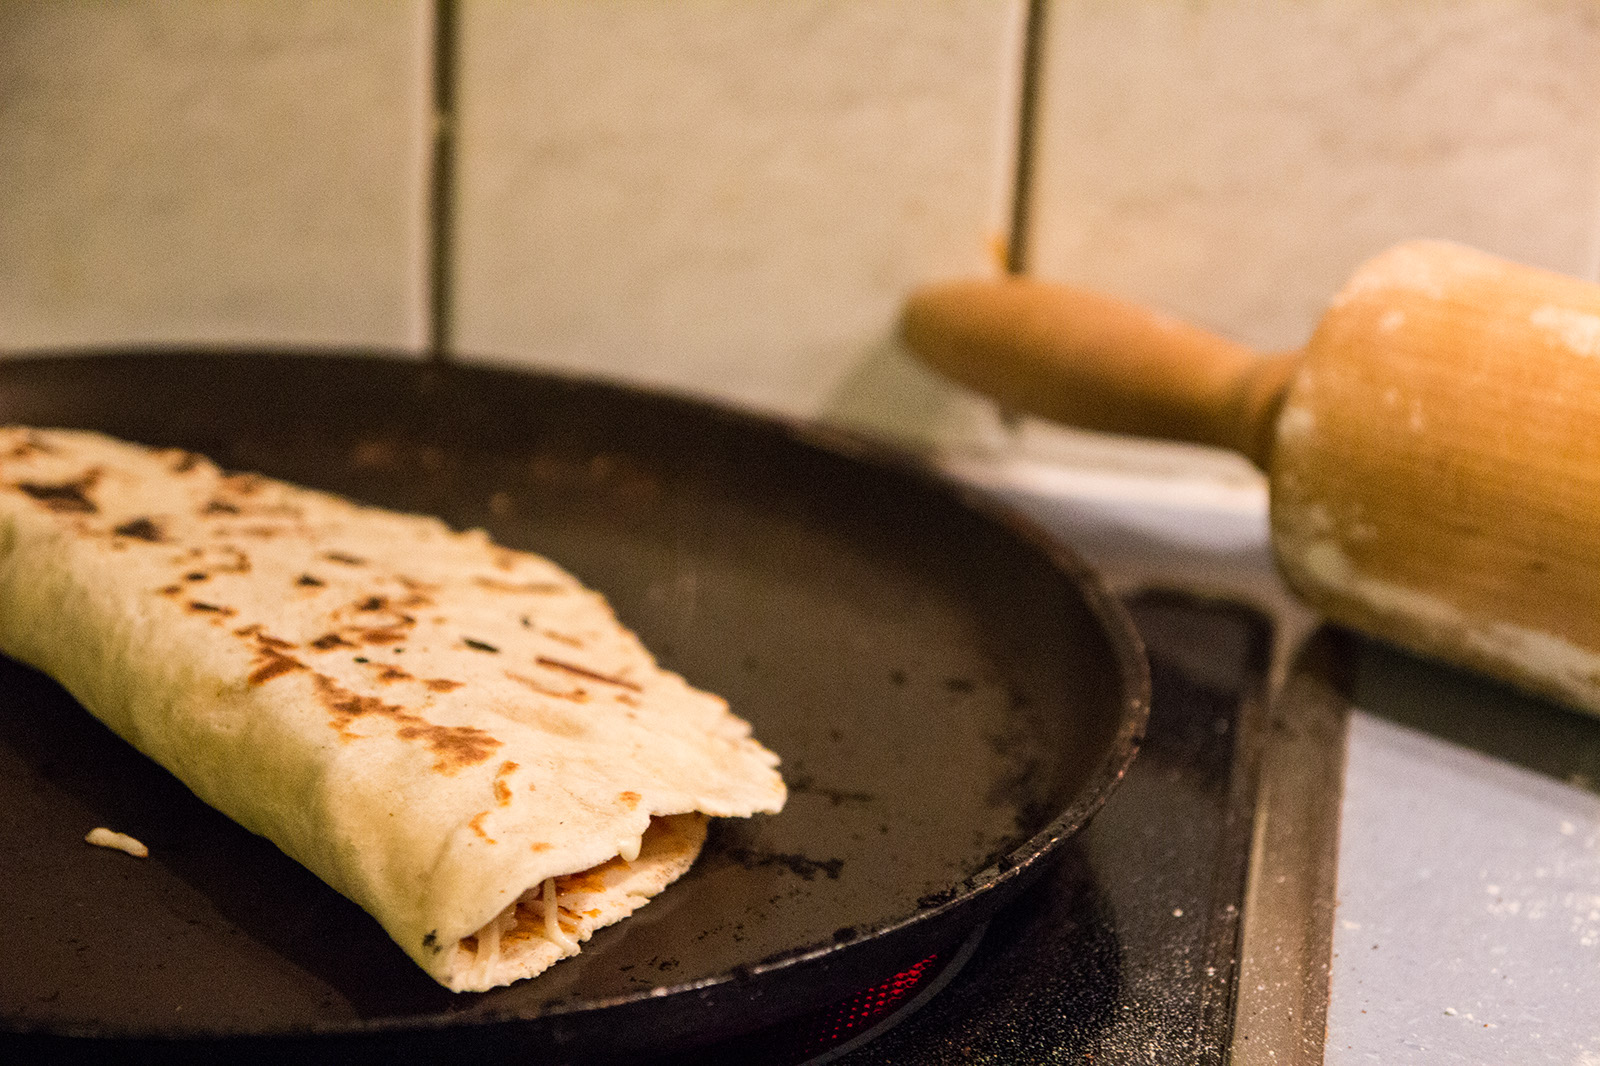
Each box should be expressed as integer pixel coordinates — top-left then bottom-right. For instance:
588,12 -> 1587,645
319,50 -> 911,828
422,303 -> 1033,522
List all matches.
3,0 -> 1598,474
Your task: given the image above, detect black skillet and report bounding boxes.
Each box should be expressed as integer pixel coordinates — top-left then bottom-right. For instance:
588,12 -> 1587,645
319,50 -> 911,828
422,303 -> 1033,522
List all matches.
0,352 -> 1148,1064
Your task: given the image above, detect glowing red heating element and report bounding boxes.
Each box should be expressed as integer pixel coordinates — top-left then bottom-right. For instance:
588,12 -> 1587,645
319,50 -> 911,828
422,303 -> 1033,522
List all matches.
806,952 -> 942,1052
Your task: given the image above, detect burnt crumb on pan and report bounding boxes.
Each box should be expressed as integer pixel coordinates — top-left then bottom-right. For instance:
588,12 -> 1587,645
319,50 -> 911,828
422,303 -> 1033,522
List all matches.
416,445 -> 447,474
785,772 -> 874,807
349,438 -> 403,471
461,638 -> 500,654
112,516 -> 165,542
720,847 -> 843,882
1005,681 -> 1032,711
17,470 -> 101,514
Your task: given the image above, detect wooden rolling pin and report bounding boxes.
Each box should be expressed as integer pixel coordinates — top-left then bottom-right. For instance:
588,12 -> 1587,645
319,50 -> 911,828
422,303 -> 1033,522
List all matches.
902,240 -> 1600,715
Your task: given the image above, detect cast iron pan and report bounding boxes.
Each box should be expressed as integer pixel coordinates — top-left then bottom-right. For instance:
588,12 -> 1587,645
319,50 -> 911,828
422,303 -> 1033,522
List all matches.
0,352 -> 1148,1064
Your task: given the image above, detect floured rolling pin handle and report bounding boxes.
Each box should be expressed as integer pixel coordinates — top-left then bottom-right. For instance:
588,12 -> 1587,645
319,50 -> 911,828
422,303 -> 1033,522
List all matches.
900,278 -> 1298,469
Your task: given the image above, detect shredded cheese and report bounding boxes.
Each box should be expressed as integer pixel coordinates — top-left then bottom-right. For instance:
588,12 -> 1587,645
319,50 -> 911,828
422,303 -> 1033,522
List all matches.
85,827 -> 148,858
469,906 -> 517,986
543,877 -> 579,952
478,911 -> 502,960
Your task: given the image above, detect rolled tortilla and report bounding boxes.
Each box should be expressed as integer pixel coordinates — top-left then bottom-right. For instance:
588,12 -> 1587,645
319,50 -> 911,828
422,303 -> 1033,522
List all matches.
0,428 -> 785,991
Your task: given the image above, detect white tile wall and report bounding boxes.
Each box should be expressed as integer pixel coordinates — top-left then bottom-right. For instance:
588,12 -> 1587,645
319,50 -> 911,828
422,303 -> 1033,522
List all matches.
1029,0 -> 1600,353
452,0 -> 1024,443
2,1 -> 1599,447
0,1 -> 434,354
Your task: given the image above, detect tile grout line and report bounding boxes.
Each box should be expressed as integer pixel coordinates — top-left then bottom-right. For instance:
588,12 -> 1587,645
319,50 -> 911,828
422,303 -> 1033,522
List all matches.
1005,0 -> 1047,277
427,0 -> 459,363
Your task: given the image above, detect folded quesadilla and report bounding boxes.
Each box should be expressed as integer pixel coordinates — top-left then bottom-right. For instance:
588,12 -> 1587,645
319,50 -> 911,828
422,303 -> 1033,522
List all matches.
0,427 -> 785,991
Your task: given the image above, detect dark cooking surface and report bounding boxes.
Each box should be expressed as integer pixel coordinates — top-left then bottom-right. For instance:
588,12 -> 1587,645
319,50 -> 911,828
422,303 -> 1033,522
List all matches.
0,353 -> 1145,1061
831,593 -> 1271,1064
